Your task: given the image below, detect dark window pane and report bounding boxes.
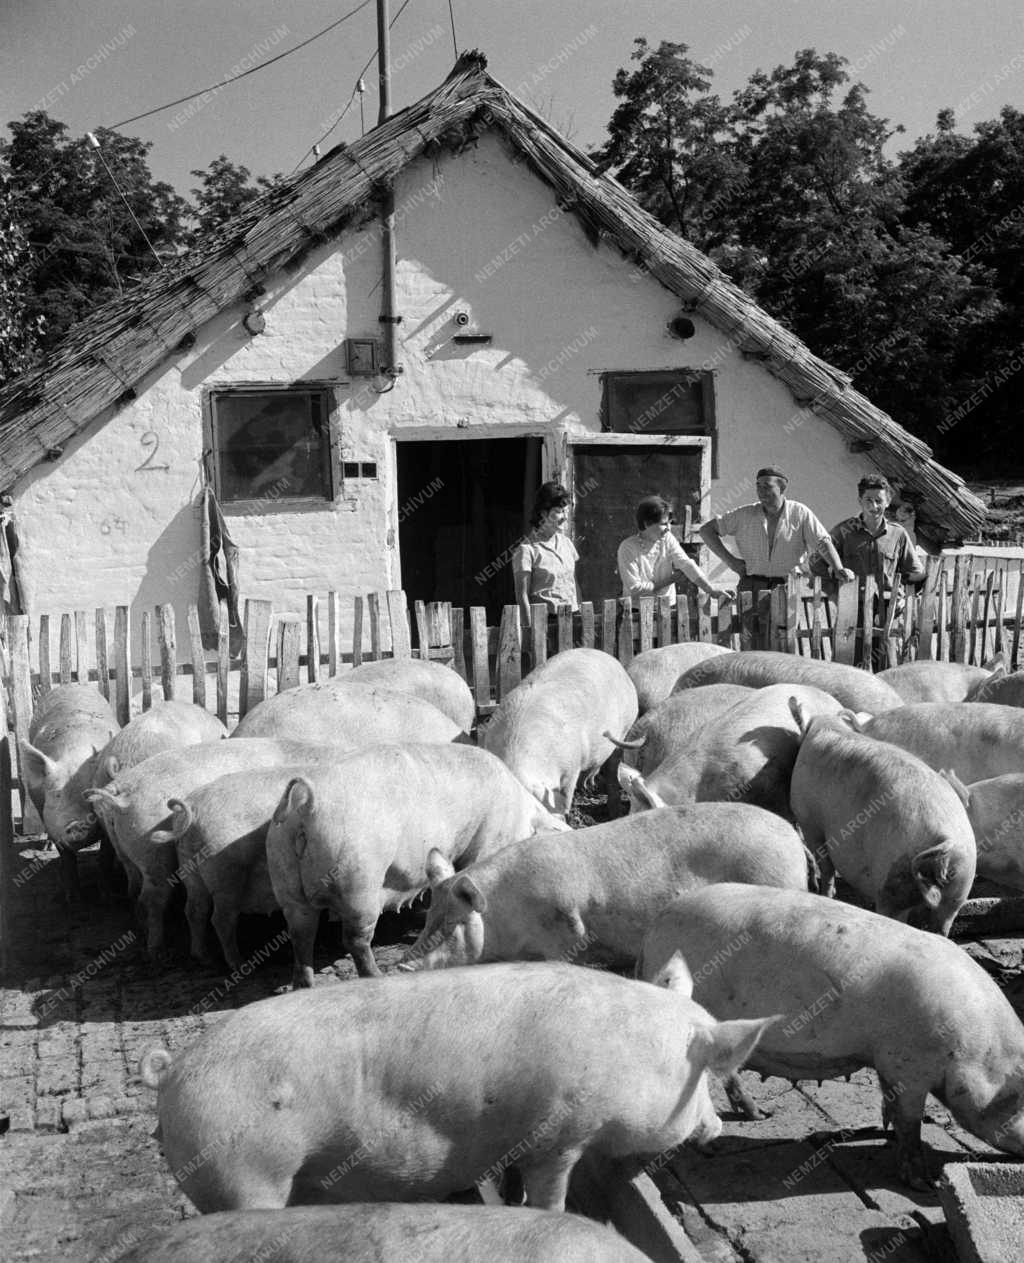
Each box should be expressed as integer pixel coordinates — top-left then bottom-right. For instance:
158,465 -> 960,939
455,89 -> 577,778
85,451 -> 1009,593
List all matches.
603,372 -> 705,435
211,391 -> 331,502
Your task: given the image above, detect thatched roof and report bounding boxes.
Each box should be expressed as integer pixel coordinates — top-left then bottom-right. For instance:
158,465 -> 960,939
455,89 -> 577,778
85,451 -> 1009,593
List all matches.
0,51 -> 986,541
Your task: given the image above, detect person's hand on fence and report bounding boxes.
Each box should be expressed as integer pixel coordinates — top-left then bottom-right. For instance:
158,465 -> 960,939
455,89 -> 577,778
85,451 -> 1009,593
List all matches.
833,567 -> 857,584
710,585 -> 736,602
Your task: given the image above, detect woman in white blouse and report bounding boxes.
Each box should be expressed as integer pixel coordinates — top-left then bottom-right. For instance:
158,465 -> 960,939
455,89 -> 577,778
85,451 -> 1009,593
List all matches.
514,482 -> 580,631
618,495 -> 733,605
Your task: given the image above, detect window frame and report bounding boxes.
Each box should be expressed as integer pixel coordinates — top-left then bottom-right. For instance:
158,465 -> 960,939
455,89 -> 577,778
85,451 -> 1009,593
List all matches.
598,368 -> 718,478
202,382 -> 340,510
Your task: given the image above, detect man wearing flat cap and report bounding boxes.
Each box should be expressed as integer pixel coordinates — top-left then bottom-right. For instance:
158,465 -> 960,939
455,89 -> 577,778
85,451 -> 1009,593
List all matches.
699,467 -> 852,644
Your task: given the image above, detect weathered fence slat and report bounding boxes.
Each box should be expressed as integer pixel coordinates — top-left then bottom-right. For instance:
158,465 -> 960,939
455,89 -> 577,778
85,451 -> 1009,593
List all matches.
140,611 -> 153,710
240,599 -> 272,716
158,604 -> 176,701
696,593 -> 712,647
833,583 -> 859,665
677,596 -> 692,644
469,606 -> 490,708
950,557 -> 970,665
969,575 -> 982,667
387,590 -> 411,658
496,605 -> 521,701
414,600 -> 430,661
427,602 -> 453,665
657,596 -> 673,648
94,609 -> 110,700
38,615 -> 51,696
306,595 -> 321,683
367,592 -> 383,661
809,578 -> 824,661
216,600 -> 230,726
981,570 -> 997,665
0,723 -> 12,972
617,597 -> 633,666
1013,560 -> 1024,669
638,597 -> 654,655
714,595 -> 734,650
59,614 -> 73,684
328,591 -> 342,676
557,605 -> 573,654
601,599 -> 617,656
451,606 -> 466,681
351,595 -> 364,669
186,605 -> 206,707
530,603 -> 547,669
772,584 -> 799,656
580,601 -> 595,649
8,615 -> 40,831
915,558 -> 942,661
860,578 -> 876,671
113,606 -> 130,726
276,617 -> 301,693
74,610 -> 88,683
937,568 -> 950,663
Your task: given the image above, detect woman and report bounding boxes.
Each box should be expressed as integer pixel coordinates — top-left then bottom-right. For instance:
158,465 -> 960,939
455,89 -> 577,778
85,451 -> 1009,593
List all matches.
890,496 -> 929,569
618,495 -> 733,605
514,482 -> 580,632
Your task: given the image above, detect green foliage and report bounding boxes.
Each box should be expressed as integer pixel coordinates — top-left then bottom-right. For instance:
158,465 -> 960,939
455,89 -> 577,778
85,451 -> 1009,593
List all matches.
187,154 -> 278,240
0,180 -> 45,381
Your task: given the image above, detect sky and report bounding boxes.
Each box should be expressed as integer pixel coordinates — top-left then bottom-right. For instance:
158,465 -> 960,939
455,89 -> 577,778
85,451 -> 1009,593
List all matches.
2,0 -> 1023,200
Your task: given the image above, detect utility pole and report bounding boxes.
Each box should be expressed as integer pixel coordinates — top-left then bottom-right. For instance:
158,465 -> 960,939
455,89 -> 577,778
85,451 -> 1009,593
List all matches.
376,0 -> 401,378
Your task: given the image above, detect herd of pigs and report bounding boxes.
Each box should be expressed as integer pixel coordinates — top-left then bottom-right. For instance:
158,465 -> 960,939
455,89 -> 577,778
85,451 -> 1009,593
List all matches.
18,643 -> 1024,1261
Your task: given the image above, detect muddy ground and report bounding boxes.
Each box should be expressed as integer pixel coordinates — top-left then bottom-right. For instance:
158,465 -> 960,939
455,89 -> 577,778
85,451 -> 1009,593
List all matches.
2,802 -> 1023,1263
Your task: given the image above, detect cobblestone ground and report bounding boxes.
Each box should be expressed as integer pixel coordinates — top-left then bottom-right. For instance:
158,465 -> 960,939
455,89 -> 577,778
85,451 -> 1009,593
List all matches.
3,829 -> 1024,1263
0,838 -> 413,1263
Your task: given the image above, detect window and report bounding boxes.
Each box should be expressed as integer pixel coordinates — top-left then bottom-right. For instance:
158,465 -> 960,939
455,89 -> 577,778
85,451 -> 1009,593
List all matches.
601,369 -> 717,475
207,387 -> 334,504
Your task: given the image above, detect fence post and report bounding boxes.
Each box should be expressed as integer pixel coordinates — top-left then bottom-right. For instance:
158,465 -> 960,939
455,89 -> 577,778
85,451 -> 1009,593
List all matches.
239,599 -> 273,716
140,611 -> 153,710
216,600 -> 230,726
367,592 -> 383,661
469,607 -> 490,709
306,595 -> 321,683
158,604 -> 176,700
950,556 -> 970,664
386,590 -> 412,658
638,597 -> 654,654
37,615 -> 51,697
74,610 -> 88,682
914,557 -> 943,661
600,599 -> 617,655
8,614 -> 41,833
496,605 -> 522,700
113,606 -> 131,725
580,601 -> 595,649
59,614 -> 73,684
351,596 -> 364,668
530,605 -> 547,669
276,616 -> 302,692
617,598 -> 634,666
186,605 -> 206,708
833,583 -> 859,665
328,591 -> 342,676
451,606 -> 466,681
95,609 -> 110,700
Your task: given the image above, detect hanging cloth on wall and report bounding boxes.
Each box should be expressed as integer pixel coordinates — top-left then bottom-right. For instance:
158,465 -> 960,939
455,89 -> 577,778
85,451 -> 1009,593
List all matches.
198,487 -> 243,653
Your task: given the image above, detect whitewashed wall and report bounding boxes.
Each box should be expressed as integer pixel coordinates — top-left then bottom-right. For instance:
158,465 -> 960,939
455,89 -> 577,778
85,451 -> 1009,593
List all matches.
11,131 -> 876,658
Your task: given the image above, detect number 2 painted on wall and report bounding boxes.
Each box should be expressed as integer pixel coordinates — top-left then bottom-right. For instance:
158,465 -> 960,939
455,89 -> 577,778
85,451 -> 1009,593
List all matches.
135,430 -> 170,472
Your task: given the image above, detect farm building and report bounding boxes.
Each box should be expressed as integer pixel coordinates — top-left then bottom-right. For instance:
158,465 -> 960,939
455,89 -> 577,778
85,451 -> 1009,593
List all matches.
0,51 -> 986,650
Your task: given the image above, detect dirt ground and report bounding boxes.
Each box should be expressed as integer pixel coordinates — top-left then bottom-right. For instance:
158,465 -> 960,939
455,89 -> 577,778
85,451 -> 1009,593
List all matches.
2,815 -> 1023,1263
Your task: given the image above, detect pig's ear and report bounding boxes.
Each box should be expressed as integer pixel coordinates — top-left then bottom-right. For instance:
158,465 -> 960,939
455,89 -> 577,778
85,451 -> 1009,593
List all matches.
274,777 -> 314,823
912,840 -> 955,908
426,848 -> 456,886
788,696 -> 810,734
105,755 -> 121,781
20,741 -> 56,788
166,799 -> 192,840
835,708 -> 861,731
617,765 -> 664,810
651,951 -> 693,997
692,1014 -> 781,1076
451,873 -> 487,914
940,769 -> 970,807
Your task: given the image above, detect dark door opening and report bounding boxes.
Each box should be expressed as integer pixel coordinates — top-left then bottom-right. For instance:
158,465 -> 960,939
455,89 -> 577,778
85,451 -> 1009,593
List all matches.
396,436 -> 542,622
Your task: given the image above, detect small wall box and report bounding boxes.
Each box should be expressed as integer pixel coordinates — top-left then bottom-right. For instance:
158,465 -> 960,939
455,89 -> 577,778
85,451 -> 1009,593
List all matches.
346,338 -> 380,375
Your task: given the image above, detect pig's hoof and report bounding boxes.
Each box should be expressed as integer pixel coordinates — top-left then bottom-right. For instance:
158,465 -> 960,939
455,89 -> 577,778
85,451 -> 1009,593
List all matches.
725,1078 -> 772,1120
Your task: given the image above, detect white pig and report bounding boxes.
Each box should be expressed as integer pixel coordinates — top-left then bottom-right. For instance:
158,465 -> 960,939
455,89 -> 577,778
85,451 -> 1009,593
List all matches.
93,700 -> 227,789
116,1205 -> 653,1263
20,683 -> 120,894
406,802 -> 808,972
639,884 -> 1024,1188
85,739 -> 341,961
626,641 -> 732,714
945,771 -> 1024,890
480,648 -> 638,814
345,657 -> 475,731
140,961 -> 776,1211
266,744 -> 569,983
789,700 -> 976,932
876,660 -> 991,704
231,679 -> 467,743
611,683 -> 754,774
671,649 -> 903,713
860,702 -> 1024,783
619,683 -> 843,818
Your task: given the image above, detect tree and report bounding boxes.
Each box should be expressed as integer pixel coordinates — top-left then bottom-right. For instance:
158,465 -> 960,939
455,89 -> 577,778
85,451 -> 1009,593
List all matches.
0,179 -> 44,382
0,111 -> 189,351
187,155 -> 277,239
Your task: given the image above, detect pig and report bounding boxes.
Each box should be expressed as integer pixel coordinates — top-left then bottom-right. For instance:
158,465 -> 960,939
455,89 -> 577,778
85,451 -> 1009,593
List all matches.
159,769 -> 313,970
619,683 -> 843,818
859,702 -> 1024,784
789,700 -> 976,932
876,660 -> 992,704
965,666 -> 1024,707
20,683 -> 120,894
405,802 -> 808,973
116,1204 -> 653,1263
638,884 -> 1024,1188
611,683 -> 754,775
671,649 -> 903,713
480,647 -> 638,814
84,739 -> 341,961
140,960 -> 776,1212
345,656 -> 476,731
945,771 -> 1024,890
92,699 -> 228,789
627,641 -> 732,714
231,679 -> 467,743
266,744 -> 568,984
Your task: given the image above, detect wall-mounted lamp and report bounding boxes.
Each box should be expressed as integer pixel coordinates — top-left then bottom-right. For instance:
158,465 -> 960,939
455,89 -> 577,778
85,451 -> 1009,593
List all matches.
453,311 -> 470,327
243,309 -> 266,336
668,315 -> 696,340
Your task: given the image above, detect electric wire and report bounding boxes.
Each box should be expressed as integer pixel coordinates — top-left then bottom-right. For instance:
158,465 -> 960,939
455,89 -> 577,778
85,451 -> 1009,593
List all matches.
447,0 -> 459,58
106,0 -> 375,129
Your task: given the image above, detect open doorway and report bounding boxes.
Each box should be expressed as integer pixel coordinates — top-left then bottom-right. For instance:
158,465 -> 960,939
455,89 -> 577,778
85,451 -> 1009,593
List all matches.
396,436 -> 542,621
